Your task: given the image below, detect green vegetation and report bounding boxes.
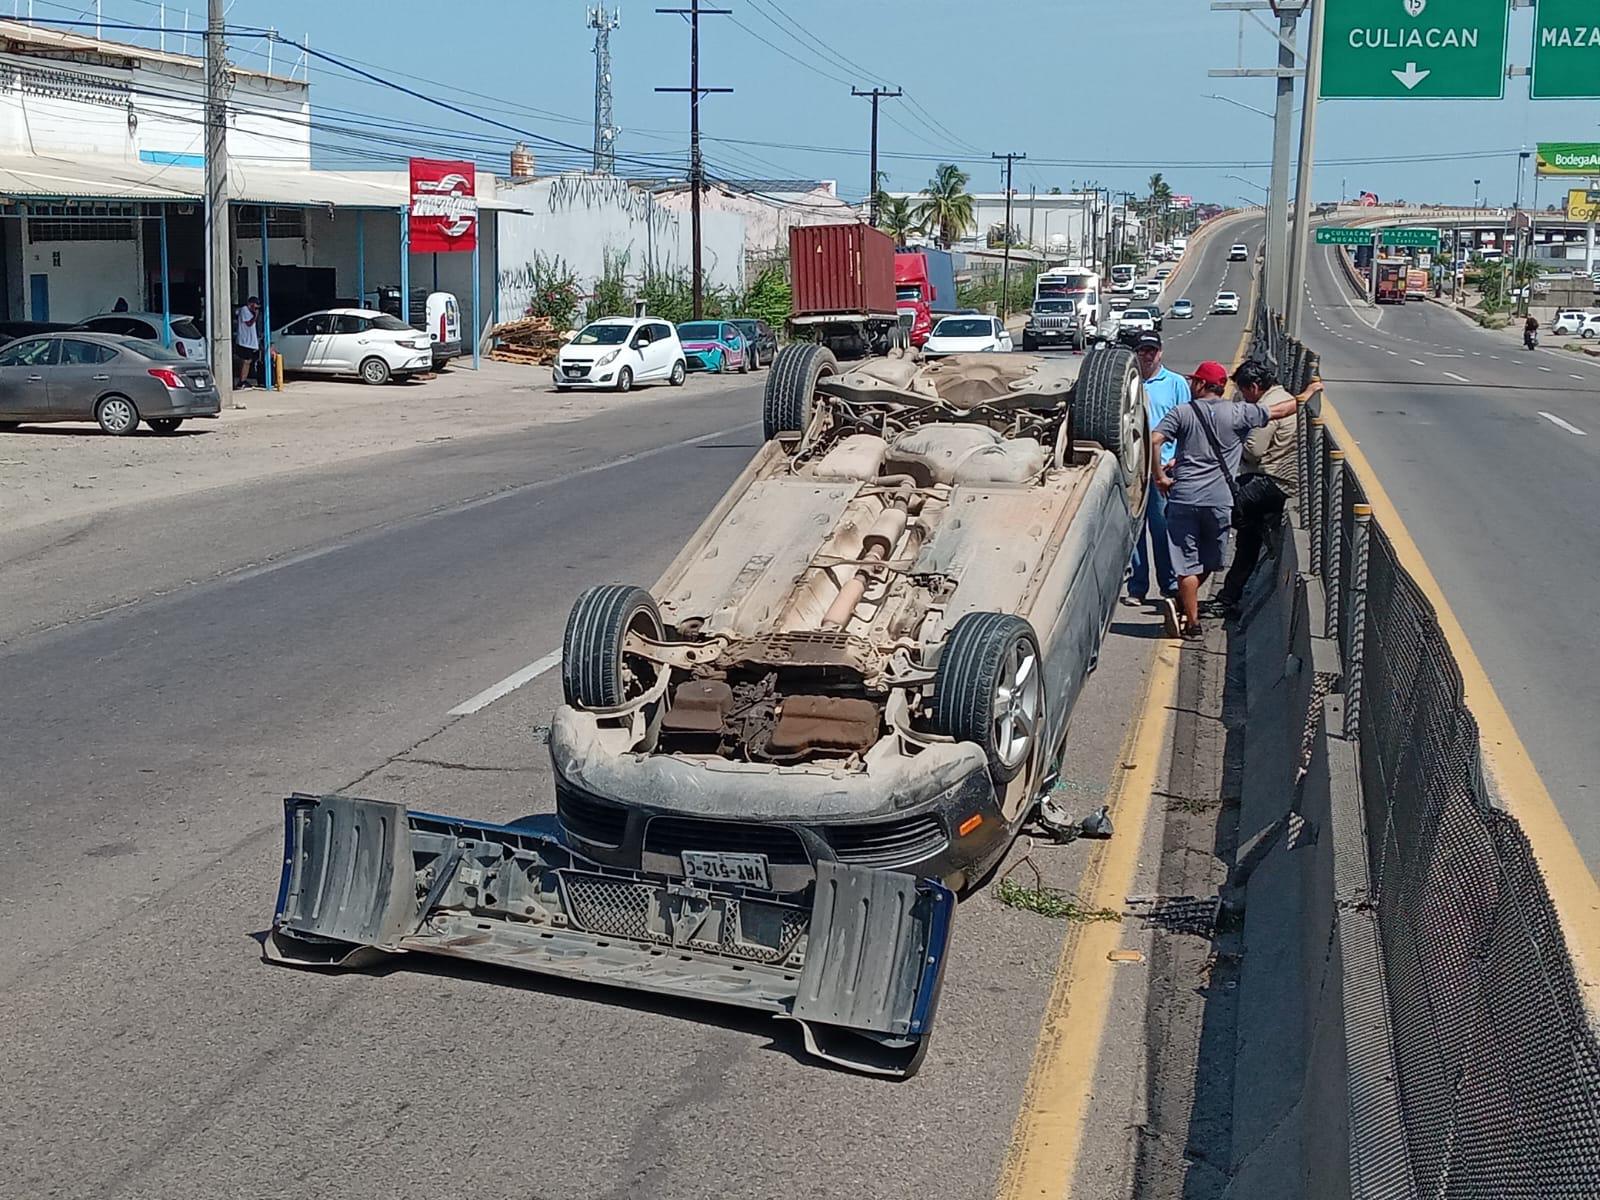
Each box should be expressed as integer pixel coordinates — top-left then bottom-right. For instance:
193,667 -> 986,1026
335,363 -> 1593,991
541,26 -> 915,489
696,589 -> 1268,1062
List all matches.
958,264 -> 1040,316
519,253 -> 583,330
997,876 -> 1123,922
874,193 -> 921,246
573,251 -> 791,331
914,163 -> 977,250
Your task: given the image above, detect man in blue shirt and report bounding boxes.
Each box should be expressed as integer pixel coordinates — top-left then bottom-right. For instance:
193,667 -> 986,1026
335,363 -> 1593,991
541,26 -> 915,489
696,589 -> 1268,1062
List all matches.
1126,332 -> 1188,605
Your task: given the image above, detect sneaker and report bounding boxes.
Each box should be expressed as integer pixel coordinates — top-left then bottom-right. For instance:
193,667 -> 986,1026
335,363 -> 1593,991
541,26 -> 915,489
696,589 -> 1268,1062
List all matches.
1158,597 -> 1182,638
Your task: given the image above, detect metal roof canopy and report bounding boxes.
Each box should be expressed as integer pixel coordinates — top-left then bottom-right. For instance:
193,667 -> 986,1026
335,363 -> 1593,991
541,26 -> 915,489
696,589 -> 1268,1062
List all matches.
0,152 -> 512,210
0,17 -> 302,87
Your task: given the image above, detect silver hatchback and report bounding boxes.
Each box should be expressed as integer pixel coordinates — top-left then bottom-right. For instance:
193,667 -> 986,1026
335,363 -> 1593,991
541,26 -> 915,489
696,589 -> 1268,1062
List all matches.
0,332 -> 220,435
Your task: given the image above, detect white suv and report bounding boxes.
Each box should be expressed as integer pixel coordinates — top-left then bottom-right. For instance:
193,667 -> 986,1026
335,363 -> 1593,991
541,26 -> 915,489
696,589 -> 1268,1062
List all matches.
1213,291 -> 1241,314
1228,244 -> 1250,262
554,317 -> 687,392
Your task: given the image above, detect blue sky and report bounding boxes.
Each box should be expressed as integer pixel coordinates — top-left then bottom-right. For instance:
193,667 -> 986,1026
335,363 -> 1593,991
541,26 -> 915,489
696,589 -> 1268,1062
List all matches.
26,0 -> 1600,207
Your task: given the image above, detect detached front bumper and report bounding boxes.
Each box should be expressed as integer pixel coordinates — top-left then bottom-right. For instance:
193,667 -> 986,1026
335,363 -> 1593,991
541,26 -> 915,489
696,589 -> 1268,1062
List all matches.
267,793 -> 955,1077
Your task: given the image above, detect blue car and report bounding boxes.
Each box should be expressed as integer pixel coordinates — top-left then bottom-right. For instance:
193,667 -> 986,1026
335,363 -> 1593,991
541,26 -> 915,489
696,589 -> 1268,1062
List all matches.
676,320 -> 749,374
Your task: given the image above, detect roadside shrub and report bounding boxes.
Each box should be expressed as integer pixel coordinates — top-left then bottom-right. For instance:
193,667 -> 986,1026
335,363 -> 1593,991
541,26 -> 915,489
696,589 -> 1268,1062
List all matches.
521,253 -> 582,329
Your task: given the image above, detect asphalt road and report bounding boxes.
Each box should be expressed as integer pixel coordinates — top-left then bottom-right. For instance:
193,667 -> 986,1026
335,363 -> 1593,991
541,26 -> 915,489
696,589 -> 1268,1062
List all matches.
1299,244 -> 1600,872
0,221 -> 1259,1200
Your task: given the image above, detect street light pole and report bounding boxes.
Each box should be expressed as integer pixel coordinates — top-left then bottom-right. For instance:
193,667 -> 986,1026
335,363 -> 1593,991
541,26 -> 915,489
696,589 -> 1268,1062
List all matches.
1284,0 -> 1324,340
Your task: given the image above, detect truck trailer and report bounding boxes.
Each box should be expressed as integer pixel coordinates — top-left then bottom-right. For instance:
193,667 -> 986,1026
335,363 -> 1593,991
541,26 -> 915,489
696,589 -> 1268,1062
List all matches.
789,223 -> 906,359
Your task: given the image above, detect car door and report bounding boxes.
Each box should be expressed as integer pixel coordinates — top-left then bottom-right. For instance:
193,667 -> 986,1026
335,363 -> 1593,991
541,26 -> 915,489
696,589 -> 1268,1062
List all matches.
273,315 -> 320,371
0,336 -> 58,418
326,314 -> 375,372
649,322 -> 676,377
49,338 -> 117,418
994,318 -> 1012,352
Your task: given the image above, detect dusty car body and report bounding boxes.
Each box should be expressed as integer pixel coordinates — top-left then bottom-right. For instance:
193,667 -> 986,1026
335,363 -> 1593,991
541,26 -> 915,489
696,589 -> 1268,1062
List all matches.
268,345 -> 1149,1076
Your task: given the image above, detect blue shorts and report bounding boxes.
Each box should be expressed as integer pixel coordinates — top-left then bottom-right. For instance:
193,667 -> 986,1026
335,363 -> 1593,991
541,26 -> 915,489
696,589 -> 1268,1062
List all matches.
1165,502 -> 1232,576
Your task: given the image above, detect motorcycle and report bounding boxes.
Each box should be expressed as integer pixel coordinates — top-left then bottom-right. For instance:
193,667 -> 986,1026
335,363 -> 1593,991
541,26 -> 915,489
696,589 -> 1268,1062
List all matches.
1524,329 -> 1539,351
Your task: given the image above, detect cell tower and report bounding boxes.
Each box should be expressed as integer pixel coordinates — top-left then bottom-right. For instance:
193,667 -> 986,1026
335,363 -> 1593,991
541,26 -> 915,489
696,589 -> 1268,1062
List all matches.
588,5 -> 621,174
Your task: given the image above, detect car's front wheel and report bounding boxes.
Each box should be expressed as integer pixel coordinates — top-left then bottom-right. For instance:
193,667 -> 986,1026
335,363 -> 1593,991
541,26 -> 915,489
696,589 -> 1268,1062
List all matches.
931,612 -> 1044,784
359,356 -> 391,385
95,395 -> 139,436
561,584 -> 665,710
615,366 -> 633,393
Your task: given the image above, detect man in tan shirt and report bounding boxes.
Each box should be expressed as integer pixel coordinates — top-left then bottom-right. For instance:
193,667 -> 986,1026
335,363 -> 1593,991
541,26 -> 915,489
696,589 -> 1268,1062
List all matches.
1215,361 -> 1322,615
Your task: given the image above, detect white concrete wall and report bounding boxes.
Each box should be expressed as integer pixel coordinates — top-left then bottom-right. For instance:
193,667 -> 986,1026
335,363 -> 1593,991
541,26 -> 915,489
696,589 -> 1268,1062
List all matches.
0,50 -> 309,163
494,175 -> 745,320
21,236 -> 142,322
653,185 -> 854,259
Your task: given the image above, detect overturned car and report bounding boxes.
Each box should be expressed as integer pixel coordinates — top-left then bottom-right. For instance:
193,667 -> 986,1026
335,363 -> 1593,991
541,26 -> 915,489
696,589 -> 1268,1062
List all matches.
268,345 -> 1150,1076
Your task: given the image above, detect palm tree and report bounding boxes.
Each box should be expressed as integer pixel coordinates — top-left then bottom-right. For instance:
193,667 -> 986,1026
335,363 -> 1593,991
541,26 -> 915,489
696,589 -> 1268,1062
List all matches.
914,163 -> 976,249
1147,172 -> 1174,243
875,193 -> 920,245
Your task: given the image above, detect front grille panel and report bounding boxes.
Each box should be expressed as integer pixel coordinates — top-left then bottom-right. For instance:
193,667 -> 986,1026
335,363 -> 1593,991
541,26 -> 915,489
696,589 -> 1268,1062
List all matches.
644,816 -> 811,864
556,787 -> 629,846
560,871 -> 808,964
826,814 -> 947,868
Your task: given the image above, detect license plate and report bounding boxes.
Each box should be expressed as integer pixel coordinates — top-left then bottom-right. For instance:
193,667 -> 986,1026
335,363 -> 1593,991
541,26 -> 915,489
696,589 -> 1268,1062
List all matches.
681,850 -> 771,890
565,366 -> 584,376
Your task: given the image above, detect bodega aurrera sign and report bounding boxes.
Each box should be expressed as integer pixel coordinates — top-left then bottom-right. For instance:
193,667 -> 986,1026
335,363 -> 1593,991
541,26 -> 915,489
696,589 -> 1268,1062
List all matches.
1321,0 -> 1510,100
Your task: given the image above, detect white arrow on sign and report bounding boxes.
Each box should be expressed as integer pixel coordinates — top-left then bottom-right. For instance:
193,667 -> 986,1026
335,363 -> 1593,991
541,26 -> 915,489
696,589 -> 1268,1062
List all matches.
1392,62 -> 1431,89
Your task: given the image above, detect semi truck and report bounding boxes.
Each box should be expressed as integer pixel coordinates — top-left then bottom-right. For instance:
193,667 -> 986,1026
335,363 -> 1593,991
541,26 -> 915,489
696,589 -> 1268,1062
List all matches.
788,223 -> 906,359
1375,258 -> 1409,304
893,247 -> 959,348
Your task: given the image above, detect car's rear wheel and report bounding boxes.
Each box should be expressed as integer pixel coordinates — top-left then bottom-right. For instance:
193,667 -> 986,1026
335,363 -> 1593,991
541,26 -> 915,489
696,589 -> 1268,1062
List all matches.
148,418 -> 183,434
763,344 -> 837,441
95,395 -> 139,436
932,612 -> 1043,784
1075,345 -> 1149,513
561,584 -> 665,710
359,356 -> 391,385
669,359 -> 687,386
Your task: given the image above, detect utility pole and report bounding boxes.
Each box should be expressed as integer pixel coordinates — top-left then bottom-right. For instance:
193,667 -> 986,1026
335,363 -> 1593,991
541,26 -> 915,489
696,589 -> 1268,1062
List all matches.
588,5 -> 621,174
852,86 -> 901,225
204,0 -> 234,408
657,0 -> 730,319
1284,0 -> 1324,339
1210,0 -> 1306,315
993,152 -> 1025,319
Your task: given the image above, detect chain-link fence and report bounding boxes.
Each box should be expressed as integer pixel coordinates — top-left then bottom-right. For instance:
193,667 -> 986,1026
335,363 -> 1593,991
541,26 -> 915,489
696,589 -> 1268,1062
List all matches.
1250,297 -> 1600,1197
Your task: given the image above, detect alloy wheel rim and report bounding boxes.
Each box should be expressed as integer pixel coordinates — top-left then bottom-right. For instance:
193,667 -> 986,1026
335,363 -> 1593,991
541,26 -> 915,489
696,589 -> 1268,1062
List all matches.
992,640 -> 1041,769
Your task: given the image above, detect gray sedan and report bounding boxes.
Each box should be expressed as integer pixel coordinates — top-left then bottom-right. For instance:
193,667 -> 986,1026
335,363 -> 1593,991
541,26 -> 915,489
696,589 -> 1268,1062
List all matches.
0,332 -> 220,435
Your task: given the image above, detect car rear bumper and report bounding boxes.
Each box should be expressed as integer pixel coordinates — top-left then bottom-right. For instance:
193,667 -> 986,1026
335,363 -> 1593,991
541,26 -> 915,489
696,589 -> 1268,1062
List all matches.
154,393 -> 221,417
547,706 -> 1013,891
267,792 -> 955,1077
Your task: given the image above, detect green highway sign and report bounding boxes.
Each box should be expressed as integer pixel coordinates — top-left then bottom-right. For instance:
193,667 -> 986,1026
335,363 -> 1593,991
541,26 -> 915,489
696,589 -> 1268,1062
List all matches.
1380,227 -> 1441,247
1531,0 -> 1600,99
1321,0 -> 1509,99
1316,227 -> 1376,245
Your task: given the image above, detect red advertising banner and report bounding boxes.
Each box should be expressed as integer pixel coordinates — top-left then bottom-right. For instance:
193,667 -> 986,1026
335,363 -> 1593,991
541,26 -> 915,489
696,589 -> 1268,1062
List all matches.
1173,194 -> 1193,209
408,158 -> 478,254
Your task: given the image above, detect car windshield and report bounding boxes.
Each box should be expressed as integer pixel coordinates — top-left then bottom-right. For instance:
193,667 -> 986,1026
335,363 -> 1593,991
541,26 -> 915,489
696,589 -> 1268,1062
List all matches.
1124,309 -> 1151,319
932,319 -> 992,337
572,323 -> 631,346
371,314 -> 412,332
1034,300 -> 1075,313
1174,300 -> 1192,307
732,320 -> 758,335
895,285 -> 921,302
1217,293 -> 1237,301
677,322 -> 723,340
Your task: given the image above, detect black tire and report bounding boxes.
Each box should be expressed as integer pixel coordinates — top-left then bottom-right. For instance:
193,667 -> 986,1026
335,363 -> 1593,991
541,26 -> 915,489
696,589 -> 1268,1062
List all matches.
763,343 -> 837,442
0,421 -> 20,430
616,366 -> 633,393
1021,334 -> 1036,352
359,356 -> 391,386
1076,345 -> 1147,476
95,395 -> 139,436
561,584 -> 665,710
932,612 -> 1044,784
670,359 -> 687,385
738,350 -> 751,374
147,418 -> 184,435
1583,328 -> 1596,340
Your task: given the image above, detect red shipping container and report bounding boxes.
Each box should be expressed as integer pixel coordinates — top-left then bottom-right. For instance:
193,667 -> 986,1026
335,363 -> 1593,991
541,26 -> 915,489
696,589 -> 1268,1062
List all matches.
788,223 -> 896,318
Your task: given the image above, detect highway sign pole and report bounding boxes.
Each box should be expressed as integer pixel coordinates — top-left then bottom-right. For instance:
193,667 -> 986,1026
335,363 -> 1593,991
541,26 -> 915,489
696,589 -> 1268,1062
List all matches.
1286,0 -> 1325,339
1369,233 -> 1378,304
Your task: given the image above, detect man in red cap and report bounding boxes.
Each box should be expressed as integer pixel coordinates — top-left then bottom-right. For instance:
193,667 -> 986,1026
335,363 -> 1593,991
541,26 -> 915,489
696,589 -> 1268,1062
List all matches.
1150,361 -> 1300,638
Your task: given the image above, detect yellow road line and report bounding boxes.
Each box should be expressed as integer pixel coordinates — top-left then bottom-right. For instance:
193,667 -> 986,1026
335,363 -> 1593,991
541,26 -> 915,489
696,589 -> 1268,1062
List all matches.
996,261 -> 1262,1200
1314,391 -> 1600,1007
994,640 -> 1182,1200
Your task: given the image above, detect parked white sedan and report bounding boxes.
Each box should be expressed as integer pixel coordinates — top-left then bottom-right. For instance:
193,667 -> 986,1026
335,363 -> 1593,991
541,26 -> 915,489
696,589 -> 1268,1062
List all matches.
273,308 -> 434,384
922,315 -> 1013,358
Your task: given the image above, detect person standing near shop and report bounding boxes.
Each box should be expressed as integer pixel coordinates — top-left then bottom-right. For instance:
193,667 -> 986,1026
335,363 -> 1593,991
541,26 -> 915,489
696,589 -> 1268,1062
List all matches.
235,296 -> 260,389
1125,332 -> 1190,607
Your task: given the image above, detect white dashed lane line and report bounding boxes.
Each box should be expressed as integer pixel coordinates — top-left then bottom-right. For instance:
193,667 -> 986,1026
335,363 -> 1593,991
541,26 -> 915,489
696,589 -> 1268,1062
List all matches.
1539,412 -> 1588,436
1538,366 -> 1553,373
1443,371 -> 1471,383
1410,359 -> 1426,366
1573,374 -> 1588,381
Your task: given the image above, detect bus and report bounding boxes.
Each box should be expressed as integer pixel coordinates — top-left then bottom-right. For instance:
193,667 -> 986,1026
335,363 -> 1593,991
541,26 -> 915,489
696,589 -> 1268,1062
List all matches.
1110,264 -> 1136,294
